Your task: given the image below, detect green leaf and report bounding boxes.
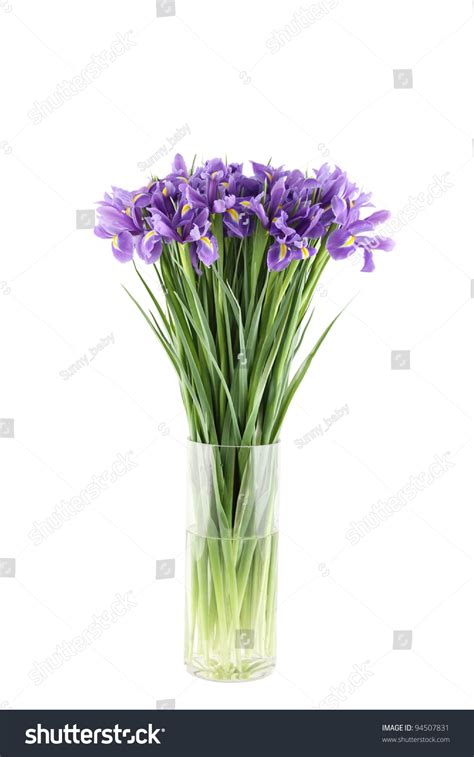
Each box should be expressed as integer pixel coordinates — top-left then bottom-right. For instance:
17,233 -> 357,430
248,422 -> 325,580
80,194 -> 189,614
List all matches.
268,308 -> 345,442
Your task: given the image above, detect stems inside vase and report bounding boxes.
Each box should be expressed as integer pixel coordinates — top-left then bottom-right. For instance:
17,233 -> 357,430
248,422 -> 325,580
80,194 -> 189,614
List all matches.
185,442 -> 279,681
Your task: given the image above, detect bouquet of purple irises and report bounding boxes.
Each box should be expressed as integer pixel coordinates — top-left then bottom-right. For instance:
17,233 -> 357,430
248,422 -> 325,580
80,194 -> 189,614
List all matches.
95,154 -> 393,445
94,155 -> 393,680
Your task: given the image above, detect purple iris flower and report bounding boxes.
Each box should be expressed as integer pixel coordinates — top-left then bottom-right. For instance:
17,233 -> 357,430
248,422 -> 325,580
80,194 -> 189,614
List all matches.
213,195 -> 253,238
266,209 -> 316,271
327,201 -> 393,271
95,188 -> 143,238
149,202 -> 209,244
111,231 -> 135,263
267,240 -> 294,272
148,199 -> 219,272
251,161 -> 287,186
267,236 -> 316,272
94,186 -> 148,261
94,154 -> 394,273
165,153 -> 190,188
136,230 -> 163,264
249,193 -> 268,227
190,234 -> 219,274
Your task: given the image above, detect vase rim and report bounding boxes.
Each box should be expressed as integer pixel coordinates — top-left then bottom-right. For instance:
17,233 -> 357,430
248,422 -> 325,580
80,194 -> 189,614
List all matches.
187,438 -> 280,449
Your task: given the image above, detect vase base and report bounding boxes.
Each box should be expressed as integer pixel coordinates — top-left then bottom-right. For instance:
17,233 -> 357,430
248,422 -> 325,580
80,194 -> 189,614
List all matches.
186,657 -> 275,683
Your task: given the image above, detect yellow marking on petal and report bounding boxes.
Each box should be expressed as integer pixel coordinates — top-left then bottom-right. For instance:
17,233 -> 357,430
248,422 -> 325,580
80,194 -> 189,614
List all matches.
181,203 -> 191,216
222,181 -> 229,188
132,193 -> 145,204
240,200 -> 250,207
264,170 -> 273,181
163,186 -> 168,197
343,235 -> 355,247
144,230 -> 155,242
112,234 -> 119,249
125,207 -> 132,217
177,176 -> 189,183
201,236 -> 213,249
279,243 -> 287,260
272,217 -> 277,223
147,181 -> 155,190
227,208 -> 239,222
301,247 -> 309,259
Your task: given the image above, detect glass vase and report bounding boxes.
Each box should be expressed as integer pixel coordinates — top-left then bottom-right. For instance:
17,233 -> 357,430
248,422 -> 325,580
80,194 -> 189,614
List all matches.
184,441 -> 279,682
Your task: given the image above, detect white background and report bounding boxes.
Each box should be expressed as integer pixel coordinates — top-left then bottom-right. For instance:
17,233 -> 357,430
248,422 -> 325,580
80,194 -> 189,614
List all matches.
0,0 -> 473,711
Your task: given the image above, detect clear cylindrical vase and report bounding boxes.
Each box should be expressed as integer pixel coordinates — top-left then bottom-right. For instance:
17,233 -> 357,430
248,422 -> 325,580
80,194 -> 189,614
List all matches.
185,441 -> 279,682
